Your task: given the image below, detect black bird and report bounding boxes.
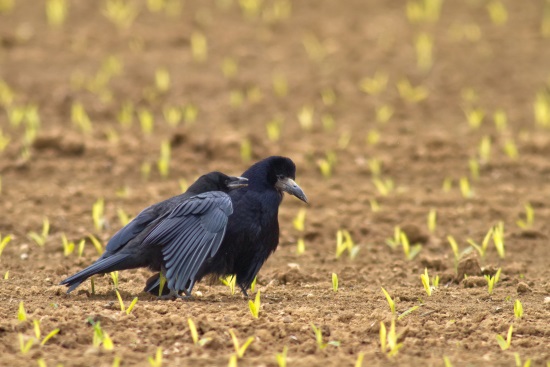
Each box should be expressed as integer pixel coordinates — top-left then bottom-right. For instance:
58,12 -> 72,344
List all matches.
59,172 -> 249,295
146,156 -> 308,298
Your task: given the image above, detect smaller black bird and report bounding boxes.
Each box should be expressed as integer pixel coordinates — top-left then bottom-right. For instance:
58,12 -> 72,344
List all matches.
59,172 -> 248,295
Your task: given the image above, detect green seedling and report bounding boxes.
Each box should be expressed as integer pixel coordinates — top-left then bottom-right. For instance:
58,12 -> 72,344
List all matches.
381,287 -> 396,314
321,113 -> 335,131
220,275 -> 236,295
487,1 -> 508,25
157,140 -> 171,178
467,227 -> 493,260
88,234 -> 103,254
0,0 -> 14,14
469,158 -> 480,180
229,329 -> 254,358
534,90 -> 550,127
293,208 -> 306,231
386,226 -> 402,249
302,32 -> 326,62
335,229 -> 360,259
37,359 -> 46,367
19,333 -> 34,354
415,32 -> 433,71
77,238 -> 86,257
275,346 -> 288,367
397,305 -> 420,320
102,0 -> 139,30
297,105 -> 314,131
479,136 -> 492,162
514,353 -> 532,367
503,139 -> 519,160
155,68 -> 170,92
110,271 -> 119,290
28,217 -> 50,247
18,301 -> 27,322
432,275 -> 440,288
240,139 -> 252,163
420,268 -> 432,296
355,352 -> 365,367
317,158 -> 332,179
230,89 -> 244,108
191,31 -> 208,62
401,232 -> 422,260
266,117 -> 282,142
146,0 -> 165,12
368,158 -> 381,177
338,131 -> 351,149
397,79 -> 428,103
493,222 -> 505,258
248,290 -> 261,318
92,198 -> 105,231
188,318 -> 212,346
91,320 -> 114,350
61,234 -> 84,257
485,268 -> 501,294
183,103 -> 198,124
514,299 -> 523,319
464,107 -> 484,129
296,238 -> 306,255
406,0 -> 442,23
113,356 -> 122,367
222,57 -> 238,79
117,101 -> 134,127
71,102 -> 92,133
459,177 -> 473,198
493,110 -> 507,131
516,203 -> 534,229
311,323 -> 340,350
496,324 -> 513,350
369,199 -> 381,212
117,208 -> 131,227
158,272 -> 166,296
380,319 -> 402,357
367,129 -> 381,145
272,73 -> 288,98
359,71 -> 388,96
138,109 -> 154,135
250,276 -> 257,293
332,273 -> 339,292
141,162 -> 152,181
0,233 -> 12,256
33,320 -> 60,346
376,104 -> 394,124
46,0 -> 68,26
443,356 -> 454,367
148,347 -> 162,367
163,105 -> 182,126
427,209 -> 437,233
4,271 -> 8,279
372,177 -> 394,196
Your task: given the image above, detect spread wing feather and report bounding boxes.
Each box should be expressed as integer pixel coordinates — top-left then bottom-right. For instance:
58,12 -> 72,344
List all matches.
143,192 -> 233,294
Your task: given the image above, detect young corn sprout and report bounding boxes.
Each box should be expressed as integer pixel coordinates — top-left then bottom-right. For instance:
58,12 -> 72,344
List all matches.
335,229 -> 360,259
138,108 -> 154,135
155,68 -> 170,92
110,271 -> 120,290
240,139 -> 252,163
359,71 -> 388,96
376,104 -> 394,124
32,319 -> 60,346
275,346 -> 288,367
534,90 -> 550,127
381,287 -> 396,314
28,217 -> 50,247
18,301 -> 27,322
420,268 -> 432,296
88,234 -> 104,255
406,0 -> 442,23
297,105 -> 314,131
492,222 -> 505,259
117,101 -> 134,127
191,31 -> 208,62
117,208 -> 131,226
188,318 -> 212,346
442,177 -> 452,192
302,32 -> 326,62
467,227 -> 493,260
18,334 -> 34,354
0,233 -> 12,256
427,209 -> 437,233
46,0 -> 68,27
386,226 -> 402,249
380,319 -> 402,357
397,79 -> 428,103
401,232 -> 422,260
469,158 -> 480,180
479,136 -> 492,162
229,329 -> 254,358
459,177 -> 473,198
272,73 -> 288,98
311,323 -> 340,350
514,354 -> 532,367
293,208 -> 306,231
503,139 -> 519,160
61,234 -> 84,257
248,291 -> 261,318
157,140 -> 171,178
296,238 -> 306,255
183,103 -> 198,124
447,235 -> 472,271
92,198 -> 105,231
148,347 -> 162,367
372,177 -> 393,196
493,110 -> 507,131
415,32 -> 433,72
115,290 -> 138,314
496,325 -> 513,350
463,107 -> 484,129
332,273 -> 339,292
90,320 -> 114,350
516,203 -> 534,229
369,199 -> 381,212
220,275 -> 237,295
367,129 -> 381,145
485,268 -> 501,294
266,117 -> 282,142
355,352 -> 365,367
487,0 -> 508,25
141,162 -> 152,181
102,0 -> 139,30
514,299 -> 523,319
163,105 -> 182,126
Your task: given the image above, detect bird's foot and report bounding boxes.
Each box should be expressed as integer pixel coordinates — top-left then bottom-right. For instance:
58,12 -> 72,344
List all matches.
239,285 -> 249,300
157,289 -> 192,300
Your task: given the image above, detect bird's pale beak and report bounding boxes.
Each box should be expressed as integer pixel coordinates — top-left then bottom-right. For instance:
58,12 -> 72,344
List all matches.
227,176 -> 249,190
275,177 -> 308,203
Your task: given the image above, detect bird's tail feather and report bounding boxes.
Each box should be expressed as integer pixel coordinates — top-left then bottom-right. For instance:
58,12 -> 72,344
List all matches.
59,253 -> 128,293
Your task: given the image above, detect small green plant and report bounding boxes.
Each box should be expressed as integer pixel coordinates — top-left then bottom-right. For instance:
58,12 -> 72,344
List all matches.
155,68 -> 170,92
514,299 -> 523,319
479,136 -> 492,162
516,203 -> 534,229
332,273 -> 339,292
18,301 -> 27,322
229,329 -> 254,358
397,305 -> 420,320
296,238 -> 305,255
293,208 -> 306,231
401,232 -> 422,260
18,334 -> 34,354
514,353 -> 532,367
464,107 -> 485,129
359,71 -> 388,96
240,139 -> 252,163
485,268 -> 501,294
420,268 -> 432,296
459,177 -> 474,198
115,289 -> 138,314
148,347 -> 162,367
138,109 -> 154,135
381,287 -> 396,314
92,198 -> 105,231
415,32 -> 433,71
250,276 -> 257,293
496,324 -> 513,350
88,234 -> 103,254
386,226 -> 401,249
188,318 -> 211,346
447,235 -> 472,271
335,229 -> 360,259
372,177 -> 393,196
32,319 -> 60,345
375,104 -> 394,124
469,158 -> 480,180
487,0 -> 508,25
28,217 -> 50,247
71,101 -> 92,133
397,78 -> 428,103
157,140 -> 171,178
102,0 -> 139,30
110,271 -> 119,290
427,209 -> 437,233
275,346 -> 288,367
191,31 -> 208,62
380,319 -> 402,357
46,0 -> 68,27
220,275 -> 237,295
503,139 -> 519,160
62,234 -> 84,257
467,227 -> 494,260
311,323 -> 340,350
443,356 -> 454,367
91,320 -> 114,350
492,222 -> 505,258
355,352 -> 365,367
442,177 -> 452,192
158,273 -> 166,297
0,233 -> 12,256
248,290 -> 261,318
297,105 -> 314,131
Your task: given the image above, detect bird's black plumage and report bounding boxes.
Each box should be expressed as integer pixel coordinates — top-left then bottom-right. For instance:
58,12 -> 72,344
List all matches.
147,156 -> 308,297
59,172 -> 248,295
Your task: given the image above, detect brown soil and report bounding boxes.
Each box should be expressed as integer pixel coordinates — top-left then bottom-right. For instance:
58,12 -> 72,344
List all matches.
1,0 -> 550,366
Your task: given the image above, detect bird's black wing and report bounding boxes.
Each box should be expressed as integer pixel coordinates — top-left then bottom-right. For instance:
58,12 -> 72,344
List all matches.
143,191 -> 233,293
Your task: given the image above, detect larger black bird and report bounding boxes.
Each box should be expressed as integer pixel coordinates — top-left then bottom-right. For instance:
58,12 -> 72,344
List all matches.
59,172 -> 249,294
146,156 -> 308,298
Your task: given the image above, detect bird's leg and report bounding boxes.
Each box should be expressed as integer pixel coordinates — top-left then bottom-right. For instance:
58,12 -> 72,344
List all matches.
157,288 -> 192,300
239,284 -> 249,299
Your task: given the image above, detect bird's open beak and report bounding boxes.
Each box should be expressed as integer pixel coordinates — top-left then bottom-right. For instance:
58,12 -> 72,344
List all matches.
227,176 -> 249,190
275,177 -> 308,203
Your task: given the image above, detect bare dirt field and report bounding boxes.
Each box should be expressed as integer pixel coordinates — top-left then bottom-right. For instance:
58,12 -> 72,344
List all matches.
1,0 -> 550,366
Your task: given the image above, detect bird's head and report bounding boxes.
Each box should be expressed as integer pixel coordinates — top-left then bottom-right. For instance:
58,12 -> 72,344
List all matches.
190,172 -> 249,193
263,156 -> 308,204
